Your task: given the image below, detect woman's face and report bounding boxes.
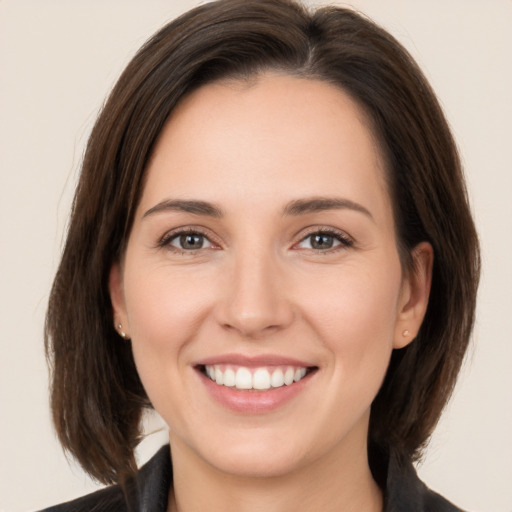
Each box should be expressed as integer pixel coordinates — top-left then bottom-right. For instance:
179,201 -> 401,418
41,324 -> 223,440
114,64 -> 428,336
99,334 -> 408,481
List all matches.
111,73 -> 430,478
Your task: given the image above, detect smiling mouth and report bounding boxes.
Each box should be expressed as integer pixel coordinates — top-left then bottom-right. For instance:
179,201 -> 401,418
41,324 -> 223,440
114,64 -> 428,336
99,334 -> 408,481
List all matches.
197,364 -> 317,391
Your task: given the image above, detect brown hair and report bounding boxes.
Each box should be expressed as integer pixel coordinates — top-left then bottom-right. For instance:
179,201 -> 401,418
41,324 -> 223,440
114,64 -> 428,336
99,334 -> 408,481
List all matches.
45,0 -> 480,487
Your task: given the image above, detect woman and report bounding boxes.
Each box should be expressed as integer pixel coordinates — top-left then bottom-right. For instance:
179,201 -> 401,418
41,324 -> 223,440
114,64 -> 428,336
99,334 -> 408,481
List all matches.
42,0 -> 479,510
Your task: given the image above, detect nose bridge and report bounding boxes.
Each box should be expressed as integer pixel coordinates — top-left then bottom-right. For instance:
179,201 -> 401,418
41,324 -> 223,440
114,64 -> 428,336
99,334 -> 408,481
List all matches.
217,240 -> 293,337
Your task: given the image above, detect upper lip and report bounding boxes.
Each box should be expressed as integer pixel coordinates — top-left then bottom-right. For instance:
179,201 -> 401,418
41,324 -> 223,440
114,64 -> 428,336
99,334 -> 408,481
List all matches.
194,353 -> 316,368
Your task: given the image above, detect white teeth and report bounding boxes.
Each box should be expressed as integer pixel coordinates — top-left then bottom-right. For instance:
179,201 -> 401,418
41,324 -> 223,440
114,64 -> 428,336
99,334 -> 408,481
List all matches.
203,364 -> 309,390
253,368 -> 271,390
235,367 -> 253,390
294,368 -> 307,382
223,367 -> 236,387
270,368 -> 284,388
284,367 -> 294,385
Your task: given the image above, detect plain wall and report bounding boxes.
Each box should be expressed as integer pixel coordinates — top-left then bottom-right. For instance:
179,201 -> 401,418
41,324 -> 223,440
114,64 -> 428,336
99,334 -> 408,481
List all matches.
0,1 -> 511,510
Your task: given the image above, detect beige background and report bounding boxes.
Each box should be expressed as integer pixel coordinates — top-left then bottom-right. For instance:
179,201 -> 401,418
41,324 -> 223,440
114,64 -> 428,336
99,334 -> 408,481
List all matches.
0,1 -> 511,510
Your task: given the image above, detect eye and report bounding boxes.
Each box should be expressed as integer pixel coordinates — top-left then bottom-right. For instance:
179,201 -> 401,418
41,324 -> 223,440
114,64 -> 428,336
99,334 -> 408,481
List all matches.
162,231 -> 214,251
296,230 -> 353,251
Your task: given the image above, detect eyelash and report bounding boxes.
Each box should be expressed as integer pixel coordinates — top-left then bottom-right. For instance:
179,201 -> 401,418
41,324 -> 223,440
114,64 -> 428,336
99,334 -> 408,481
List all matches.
157,228 -> 216,254
157,227 -> 354,254
294,228 -> 354,253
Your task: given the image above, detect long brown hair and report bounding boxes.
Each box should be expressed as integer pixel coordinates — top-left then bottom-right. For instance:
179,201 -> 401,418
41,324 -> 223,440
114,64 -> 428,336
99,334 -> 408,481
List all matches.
46,0 -> 480,487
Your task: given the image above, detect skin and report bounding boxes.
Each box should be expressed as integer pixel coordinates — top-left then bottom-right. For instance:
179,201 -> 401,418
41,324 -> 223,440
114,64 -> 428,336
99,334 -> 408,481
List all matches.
110,73 -> 433,512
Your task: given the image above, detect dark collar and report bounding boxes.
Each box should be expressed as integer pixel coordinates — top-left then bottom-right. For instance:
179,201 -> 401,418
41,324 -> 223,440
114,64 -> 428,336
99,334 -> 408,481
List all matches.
133,444 -> 173,512
384,449 -> 464,512
138,445 -> 464,512
42,444 -> 464,511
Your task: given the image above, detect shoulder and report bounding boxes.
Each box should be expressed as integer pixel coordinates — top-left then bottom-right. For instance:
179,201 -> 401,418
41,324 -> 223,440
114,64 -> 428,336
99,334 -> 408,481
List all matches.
384,450 -> 466,512
38,445 -> 172,512
40,485 -> 125,512
422,487 -> 465,512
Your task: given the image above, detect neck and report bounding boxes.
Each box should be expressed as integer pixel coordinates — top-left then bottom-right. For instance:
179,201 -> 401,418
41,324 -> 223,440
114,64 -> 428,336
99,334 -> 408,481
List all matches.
167,433 -> 382,512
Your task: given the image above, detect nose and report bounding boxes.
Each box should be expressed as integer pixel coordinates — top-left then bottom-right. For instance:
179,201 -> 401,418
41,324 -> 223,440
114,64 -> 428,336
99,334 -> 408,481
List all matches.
214,250 -> 295,339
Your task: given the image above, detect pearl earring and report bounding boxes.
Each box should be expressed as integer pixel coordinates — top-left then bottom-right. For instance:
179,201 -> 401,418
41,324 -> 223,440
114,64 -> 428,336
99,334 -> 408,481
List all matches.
117,323 -> 128,339
402,329 -> 410,337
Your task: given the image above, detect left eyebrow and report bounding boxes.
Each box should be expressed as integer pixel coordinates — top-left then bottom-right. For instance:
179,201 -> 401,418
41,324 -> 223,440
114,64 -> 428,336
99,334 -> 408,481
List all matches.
283,197 -> 374,220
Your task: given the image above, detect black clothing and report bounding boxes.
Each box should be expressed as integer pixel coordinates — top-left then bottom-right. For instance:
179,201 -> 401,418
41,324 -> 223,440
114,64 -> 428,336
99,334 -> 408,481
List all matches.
41,444 -> 464,511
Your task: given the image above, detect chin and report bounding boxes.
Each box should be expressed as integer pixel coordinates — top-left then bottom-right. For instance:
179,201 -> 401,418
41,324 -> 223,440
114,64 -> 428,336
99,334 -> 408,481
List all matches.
176,425 -> 310,479
205,445 -> 306,479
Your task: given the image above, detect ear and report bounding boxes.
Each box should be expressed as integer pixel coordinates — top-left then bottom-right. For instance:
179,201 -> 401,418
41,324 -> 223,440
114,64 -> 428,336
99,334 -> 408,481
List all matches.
394,241 -> 433,349
109,263 -> 130,338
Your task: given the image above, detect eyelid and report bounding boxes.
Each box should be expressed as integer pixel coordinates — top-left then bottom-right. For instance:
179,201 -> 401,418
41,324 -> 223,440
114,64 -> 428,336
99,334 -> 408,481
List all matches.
155,225 -> 353,253
292,226 -> 354,251
157,226 -> 221,251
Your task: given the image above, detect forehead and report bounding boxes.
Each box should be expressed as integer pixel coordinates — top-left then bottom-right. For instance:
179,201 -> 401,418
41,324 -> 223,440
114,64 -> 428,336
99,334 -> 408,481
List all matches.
141,73 -> 390,219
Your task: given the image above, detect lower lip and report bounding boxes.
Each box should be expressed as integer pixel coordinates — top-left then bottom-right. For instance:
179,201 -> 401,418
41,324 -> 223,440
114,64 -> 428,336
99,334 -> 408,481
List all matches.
197,369 -> 315,414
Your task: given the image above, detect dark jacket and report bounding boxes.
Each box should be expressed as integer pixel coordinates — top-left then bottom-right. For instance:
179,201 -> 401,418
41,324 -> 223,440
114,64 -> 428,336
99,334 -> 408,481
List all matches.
41,445 -> 464,512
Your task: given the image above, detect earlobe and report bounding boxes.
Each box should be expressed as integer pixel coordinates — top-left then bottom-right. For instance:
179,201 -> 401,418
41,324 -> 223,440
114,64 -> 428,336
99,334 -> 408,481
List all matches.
394,242 -> 433,349
109,263 -> 129,338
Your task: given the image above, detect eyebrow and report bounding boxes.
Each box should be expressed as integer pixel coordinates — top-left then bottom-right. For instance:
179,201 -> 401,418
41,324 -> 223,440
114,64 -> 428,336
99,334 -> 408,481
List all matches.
142,199 -> 223,219
283,197 -> 373,220
142,196 -> 373,220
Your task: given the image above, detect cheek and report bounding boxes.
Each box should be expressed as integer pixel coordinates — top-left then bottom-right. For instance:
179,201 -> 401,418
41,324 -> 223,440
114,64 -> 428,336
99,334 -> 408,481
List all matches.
124,263 -> 215,348
123,265 -> 216,419
298,258 -> 402,373
121,266 -> 206,406
300,262 -> 403,432
303,257 -> 401,326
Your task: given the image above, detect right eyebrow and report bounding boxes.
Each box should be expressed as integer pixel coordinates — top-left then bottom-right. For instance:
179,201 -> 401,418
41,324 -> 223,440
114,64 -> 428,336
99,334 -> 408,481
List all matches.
142,199 -> 224,219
